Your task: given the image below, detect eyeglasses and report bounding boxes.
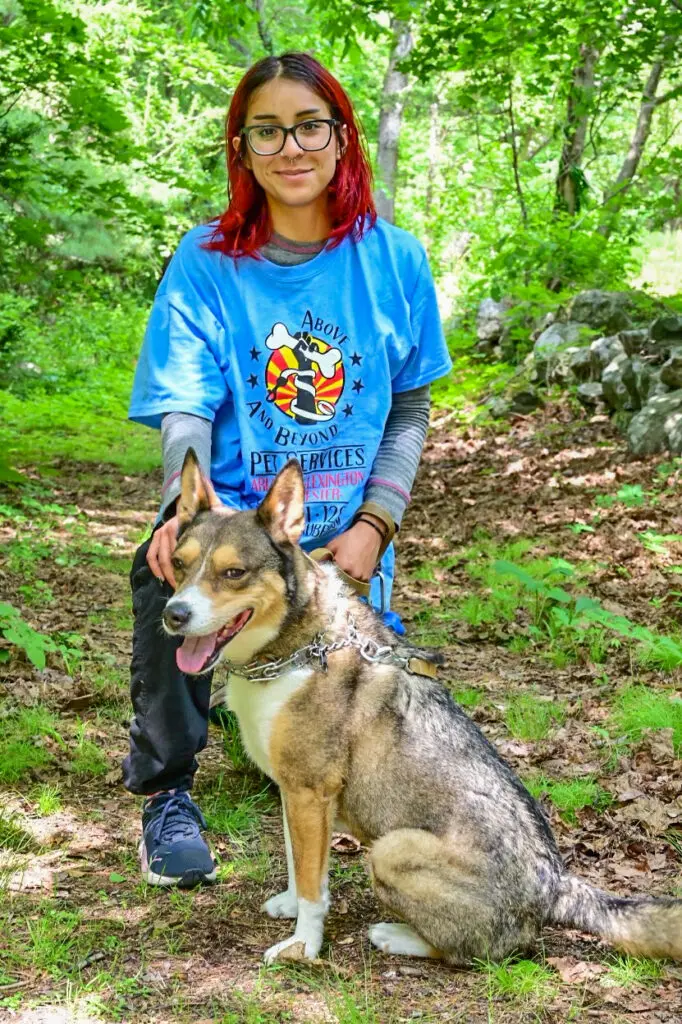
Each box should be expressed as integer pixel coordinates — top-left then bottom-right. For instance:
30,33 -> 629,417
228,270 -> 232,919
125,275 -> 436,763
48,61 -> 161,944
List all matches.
241,118 -> 339,156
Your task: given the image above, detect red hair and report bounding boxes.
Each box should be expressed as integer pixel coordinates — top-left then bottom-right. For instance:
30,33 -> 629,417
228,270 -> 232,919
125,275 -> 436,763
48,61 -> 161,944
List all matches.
203,52 -> 376,259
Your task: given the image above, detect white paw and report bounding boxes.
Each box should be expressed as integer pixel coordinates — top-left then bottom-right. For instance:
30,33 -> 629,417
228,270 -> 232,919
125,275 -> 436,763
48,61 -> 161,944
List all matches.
263,934 -> 321,965
368,922 -> 437,958
262,889 -> 299,919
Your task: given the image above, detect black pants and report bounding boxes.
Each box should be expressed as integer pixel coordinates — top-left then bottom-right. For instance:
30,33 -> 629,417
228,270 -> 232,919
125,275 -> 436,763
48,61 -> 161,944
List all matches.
122,537 -> 213,795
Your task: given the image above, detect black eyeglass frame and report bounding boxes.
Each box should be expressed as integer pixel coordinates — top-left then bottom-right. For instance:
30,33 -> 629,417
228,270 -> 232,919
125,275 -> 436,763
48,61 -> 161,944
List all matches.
240,118 -> 340,156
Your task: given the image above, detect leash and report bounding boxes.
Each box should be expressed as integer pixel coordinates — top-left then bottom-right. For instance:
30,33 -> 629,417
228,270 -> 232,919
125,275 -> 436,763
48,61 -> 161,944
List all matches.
308,547 -> 371,599
217,612 -> 438,686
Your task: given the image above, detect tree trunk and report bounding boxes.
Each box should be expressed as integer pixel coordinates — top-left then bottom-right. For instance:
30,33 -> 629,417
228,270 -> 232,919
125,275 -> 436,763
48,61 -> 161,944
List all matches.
374,18 -> 413,224
554,44 -> 600,215
424,96 -> 440,255
598,60 -> 665,237
253,0 -> 273,55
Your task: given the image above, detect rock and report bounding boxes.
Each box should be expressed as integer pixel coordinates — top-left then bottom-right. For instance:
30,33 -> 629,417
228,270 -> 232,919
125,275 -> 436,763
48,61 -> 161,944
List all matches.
530,311 -> 556,342
476,298 -> 509,345
567,347 -> 593,381
487,397 -> 510,419
631,358 -> 667,405
509,389 -> 544,414
17,360 -> 42,376
627,391 -> 682,456
602,354 -> 638,411
577,382 -> 605,408
568,291 -> 634,333
650,314 -> 682,343
534,322 -> 590,382
590,335 -> 625,376
660,347 -> 682,388
619,328 -> 649,356
667,413 -> 682,454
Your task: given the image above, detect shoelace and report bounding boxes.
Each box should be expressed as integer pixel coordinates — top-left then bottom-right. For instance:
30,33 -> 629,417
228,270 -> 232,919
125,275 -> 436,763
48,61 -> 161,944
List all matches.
144,792 -> 208,846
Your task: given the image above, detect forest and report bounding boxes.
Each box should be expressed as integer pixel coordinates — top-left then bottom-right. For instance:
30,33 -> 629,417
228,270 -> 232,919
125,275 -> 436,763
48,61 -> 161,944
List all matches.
1,1 -> 682,1021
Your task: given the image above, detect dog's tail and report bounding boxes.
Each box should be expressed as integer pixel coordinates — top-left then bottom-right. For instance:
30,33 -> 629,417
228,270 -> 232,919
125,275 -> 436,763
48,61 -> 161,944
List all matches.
550,873 -> 682,960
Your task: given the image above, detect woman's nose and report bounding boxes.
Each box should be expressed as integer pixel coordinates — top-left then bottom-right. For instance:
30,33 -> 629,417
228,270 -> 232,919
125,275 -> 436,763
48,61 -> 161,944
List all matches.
281,130 -> 303,158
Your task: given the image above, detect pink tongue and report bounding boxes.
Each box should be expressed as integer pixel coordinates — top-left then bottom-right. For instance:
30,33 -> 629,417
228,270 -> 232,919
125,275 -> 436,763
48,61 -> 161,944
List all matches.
176,633 -> 219,674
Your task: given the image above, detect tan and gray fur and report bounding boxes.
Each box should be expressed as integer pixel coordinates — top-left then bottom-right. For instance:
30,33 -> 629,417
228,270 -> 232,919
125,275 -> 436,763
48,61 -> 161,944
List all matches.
164,450 -> 682,966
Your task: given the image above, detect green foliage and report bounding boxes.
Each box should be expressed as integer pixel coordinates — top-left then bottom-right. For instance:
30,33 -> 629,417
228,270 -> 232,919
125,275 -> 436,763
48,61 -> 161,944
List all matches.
493,560 -> 682,672
595,484 -> 650,509
0,602 -> 57,670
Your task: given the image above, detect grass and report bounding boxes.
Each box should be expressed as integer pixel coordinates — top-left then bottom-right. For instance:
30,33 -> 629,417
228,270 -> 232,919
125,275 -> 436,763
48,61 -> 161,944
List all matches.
505,692 -> 565,741
603,953 -> 664,987
0,706 -> 63,783
453,686 -> 484,708
612,685 -> 682,753
479,957 -> 558,1005
525,776 -> 612,822
199,773 -> 274,844
0,812 -> 37,853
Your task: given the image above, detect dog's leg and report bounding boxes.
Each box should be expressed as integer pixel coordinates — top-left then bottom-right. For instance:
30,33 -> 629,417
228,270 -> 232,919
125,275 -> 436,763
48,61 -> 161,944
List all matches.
369,828 -> 537,964
263,787 -> 332,964
263,798 -> 331,920
262,799 -> 298,918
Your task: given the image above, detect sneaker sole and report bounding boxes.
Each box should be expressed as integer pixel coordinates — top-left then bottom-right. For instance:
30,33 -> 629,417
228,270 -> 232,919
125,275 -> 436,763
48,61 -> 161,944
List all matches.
139,840 -> 217,888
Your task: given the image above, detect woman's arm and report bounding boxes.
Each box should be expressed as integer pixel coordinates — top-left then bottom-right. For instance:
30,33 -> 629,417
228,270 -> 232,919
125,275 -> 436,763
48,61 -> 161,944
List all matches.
326,385 -> 430,581
146,413 -> 212,587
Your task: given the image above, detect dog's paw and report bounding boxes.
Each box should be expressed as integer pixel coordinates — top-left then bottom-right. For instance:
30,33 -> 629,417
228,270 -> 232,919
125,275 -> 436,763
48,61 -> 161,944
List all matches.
262,889 -> 298,919
263,934 -> 320,965
368,922 -> 439,958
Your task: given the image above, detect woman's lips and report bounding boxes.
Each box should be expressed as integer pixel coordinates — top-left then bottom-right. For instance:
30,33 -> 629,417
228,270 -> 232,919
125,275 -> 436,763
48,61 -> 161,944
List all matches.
277,169 -> 312,178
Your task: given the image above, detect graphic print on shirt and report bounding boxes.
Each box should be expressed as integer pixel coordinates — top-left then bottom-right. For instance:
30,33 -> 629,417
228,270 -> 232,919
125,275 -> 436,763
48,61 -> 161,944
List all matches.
247,317 -> 367,541
264,322 -> 344,424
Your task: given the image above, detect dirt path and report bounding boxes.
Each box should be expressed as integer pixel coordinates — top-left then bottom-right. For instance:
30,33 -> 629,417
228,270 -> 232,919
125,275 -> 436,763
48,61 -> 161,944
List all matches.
1,400 -> 681,1023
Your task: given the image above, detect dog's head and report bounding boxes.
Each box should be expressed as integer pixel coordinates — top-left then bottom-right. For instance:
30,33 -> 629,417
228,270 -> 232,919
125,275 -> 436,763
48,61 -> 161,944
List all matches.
162,449 -> 306,674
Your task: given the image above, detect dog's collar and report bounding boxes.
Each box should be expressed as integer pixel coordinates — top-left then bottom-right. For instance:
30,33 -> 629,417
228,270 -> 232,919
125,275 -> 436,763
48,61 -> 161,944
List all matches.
219,614 -> 438,685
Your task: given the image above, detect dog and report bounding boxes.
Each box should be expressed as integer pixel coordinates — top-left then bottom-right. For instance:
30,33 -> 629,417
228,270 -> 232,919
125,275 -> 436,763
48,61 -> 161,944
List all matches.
162,449 -> 682,966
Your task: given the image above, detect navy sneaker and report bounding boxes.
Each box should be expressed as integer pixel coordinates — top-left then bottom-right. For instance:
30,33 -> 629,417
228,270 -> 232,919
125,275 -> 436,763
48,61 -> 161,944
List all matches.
140,790 -> 217,887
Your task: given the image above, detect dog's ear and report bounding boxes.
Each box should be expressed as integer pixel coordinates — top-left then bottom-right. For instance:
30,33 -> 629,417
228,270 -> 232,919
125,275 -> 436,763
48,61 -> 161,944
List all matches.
178,448 -> 222,527
257,459 -> 304,545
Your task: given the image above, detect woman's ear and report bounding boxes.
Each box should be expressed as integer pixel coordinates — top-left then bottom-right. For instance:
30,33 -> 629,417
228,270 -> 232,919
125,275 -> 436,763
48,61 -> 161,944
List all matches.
337,123 -> 348,160
232,135 -> 250,169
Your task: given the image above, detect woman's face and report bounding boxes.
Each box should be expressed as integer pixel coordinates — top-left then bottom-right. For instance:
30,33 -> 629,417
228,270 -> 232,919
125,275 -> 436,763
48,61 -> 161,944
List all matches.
234,78 -> 344,218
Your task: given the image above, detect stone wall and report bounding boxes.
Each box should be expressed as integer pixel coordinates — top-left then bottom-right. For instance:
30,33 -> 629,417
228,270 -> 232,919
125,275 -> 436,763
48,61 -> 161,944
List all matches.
477,291 -> 682,456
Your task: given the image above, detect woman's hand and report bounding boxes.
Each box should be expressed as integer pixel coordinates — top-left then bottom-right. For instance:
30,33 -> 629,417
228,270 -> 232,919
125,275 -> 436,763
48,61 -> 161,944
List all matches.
146,515 -> 180,590
325,517 -> 385,583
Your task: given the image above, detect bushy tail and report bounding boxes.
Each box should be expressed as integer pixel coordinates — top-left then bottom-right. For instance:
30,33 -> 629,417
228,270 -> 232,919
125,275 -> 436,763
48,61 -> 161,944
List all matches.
550,874 -> 682,960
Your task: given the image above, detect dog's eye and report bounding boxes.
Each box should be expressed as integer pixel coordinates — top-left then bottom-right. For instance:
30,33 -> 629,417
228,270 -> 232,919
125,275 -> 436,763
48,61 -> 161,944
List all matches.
171,557 -> 184,571
222,568 -> 246,579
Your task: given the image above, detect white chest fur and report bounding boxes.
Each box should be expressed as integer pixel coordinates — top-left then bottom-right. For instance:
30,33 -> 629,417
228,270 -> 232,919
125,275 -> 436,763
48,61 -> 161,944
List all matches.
227,668 -> 312,780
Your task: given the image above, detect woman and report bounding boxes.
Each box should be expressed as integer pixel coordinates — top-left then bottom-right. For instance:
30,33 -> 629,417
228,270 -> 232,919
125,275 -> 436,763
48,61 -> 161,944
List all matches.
125,52 -> 452,886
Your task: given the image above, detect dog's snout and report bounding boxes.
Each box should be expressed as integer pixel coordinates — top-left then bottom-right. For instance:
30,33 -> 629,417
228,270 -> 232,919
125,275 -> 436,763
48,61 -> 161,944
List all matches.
163,601 -> 192,632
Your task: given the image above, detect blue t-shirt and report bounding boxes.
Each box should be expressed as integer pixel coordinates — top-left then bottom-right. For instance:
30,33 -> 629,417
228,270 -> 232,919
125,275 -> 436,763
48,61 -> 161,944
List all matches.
129,217 -> 452,550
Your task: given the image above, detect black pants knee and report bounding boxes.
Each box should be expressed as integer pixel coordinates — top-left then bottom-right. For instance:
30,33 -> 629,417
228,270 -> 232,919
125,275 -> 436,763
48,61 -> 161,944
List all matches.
122,536 -> 213,795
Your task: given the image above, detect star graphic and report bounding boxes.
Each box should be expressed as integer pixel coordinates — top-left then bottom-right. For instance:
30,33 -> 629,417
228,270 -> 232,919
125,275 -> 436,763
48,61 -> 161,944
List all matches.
350,352 -> 362,366
249,346 -> 261,361
352,378 -> 364,394
342,404 -> 353,417
247,374 -> 258,388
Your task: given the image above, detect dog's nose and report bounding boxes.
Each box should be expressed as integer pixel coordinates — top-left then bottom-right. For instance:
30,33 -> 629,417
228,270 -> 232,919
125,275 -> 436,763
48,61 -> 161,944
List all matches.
163,602 -> 192,631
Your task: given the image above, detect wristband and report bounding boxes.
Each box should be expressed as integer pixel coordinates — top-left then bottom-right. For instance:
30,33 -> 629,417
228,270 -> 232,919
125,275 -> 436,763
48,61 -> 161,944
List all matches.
355,516 -> 387,543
